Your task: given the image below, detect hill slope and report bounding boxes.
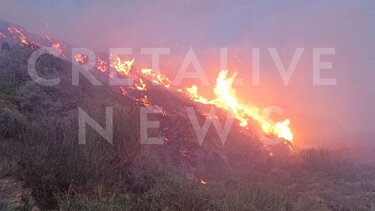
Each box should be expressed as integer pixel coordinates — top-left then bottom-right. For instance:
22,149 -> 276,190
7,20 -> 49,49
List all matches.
1,20 -> 374,210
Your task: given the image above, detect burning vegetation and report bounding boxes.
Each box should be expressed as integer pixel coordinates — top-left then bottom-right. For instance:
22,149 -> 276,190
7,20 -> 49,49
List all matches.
7,26 -> 29,45
105,56 -> 294,146
74,53 -> 88,64
51,42 -> 62,54
0,20 -> 374,211
0,22 -> 294,147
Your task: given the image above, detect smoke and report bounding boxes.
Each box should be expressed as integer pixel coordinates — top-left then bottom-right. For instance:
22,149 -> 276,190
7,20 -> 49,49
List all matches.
1,0 -> 374,147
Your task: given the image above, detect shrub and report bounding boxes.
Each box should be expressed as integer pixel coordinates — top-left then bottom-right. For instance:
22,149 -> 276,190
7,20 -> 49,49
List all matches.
0,107 -> 28,140
299,147 -> 348,174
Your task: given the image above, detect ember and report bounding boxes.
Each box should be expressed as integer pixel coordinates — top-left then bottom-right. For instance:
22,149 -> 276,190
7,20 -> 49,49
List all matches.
8,26 -> 29,45
199,179 -> 207,185
74,54 -> 88,64
51,42 -> 62,54
96,57 -> 108,73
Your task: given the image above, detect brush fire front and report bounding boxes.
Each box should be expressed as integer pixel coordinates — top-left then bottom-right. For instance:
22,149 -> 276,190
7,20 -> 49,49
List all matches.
73,52 -> 294,145
2,25 -> 295,148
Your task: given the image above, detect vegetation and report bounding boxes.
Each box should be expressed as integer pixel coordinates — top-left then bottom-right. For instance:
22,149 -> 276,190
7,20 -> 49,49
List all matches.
0,45 -> 374,210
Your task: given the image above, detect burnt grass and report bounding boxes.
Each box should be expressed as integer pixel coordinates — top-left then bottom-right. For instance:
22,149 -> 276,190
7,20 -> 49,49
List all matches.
0,45 -> 375,210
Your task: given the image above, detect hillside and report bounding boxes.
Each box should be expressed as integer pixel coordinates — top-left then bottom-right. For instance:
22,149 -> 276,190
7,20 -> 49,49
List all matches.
0,20 -> 375,210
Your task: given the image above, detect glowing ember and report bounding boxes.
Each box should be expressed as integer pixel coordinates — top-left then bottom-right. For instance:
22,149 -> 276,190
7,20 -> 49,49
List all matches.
120,87 -> 127,96
0,32 -> 5,38
199,179 -> 207,185
136,96 -> 151,107
74,54 -> 88,64
186,70 -> 294,143
51,42 -> 62,53
96,57 -> 108,73
8,26 -> 29,45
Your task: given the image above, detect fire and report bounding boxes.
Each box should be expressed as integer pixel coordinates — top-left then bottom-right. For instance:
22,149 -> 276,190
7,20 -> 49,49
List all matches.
96,57 -> 108,73
120,87 -> 127,96
110,57 -> 171,90
186,70 -> 293,143
136,95 -> 151,107
199,178 -> 207,185
51,42 -> 62,54
135,78 -> 147,91
140,68 -> 171,89
74,54 -> 88,64
0,32 -> 5,38
8,26 -> 29,45
109,56 -> 293,143
186,85 -> 209,104
110,57 -> 134,75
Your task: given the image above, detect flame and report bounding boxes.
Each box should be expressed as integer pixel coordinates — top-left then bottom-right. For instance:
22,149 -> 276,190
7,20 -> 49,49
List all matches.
0,32 -> 5,39
135,78 -> 147,91
199,178 -> 207,185
186,70 -> 293,142
74,54 -> 88,64
136,95 -> 151,107
51,42 -> 62,54
186,85 -> 209,104
120,87 -> 127,96
96,57 -> 108,73
8,26 -> 29,45
141,68 -> 171,89
109,56 -> 293,143
110,57 -> 134,75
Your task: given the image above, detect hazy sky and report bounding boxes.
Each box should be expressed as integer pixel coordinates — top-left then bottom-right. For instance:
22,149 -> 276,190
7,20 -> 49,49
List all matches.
1,0 -> 374,147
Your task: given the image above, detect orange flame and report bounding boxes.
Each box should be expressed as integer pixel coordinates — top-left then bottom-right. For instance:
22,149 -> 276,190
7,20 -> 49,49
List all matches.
135,78 -> 147,91
110,57 -> 134,75
74,54 -> 88,64
141,68 -> 171,89
8,26 -> 29,45
136,95 -> 151,107
186,85 -> 209,104
186,70 -> 293,143
96,57 -> 108,73
51,42 -> 62,54
119,87 -> 127,96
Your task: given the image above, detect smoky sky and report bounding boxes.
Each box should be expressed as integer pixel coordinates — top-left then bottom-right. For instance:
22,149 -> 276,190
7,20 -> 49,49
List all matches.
1,0 -> 374,147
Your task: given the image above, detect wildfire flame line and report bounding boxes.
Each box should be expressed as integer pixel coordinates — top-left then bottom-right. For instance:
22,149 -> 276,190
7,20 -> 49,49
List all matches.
8,26 -> 29,45
1,23 -> 294,145
186,70 -> 293,142
90,55 -> 294,143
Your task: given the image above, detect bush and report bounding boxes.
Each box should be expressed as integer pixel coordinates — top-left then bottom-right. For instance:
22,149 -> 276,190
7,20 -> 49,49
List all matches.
0,107 -> 28,140
300,147 -> 348,173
